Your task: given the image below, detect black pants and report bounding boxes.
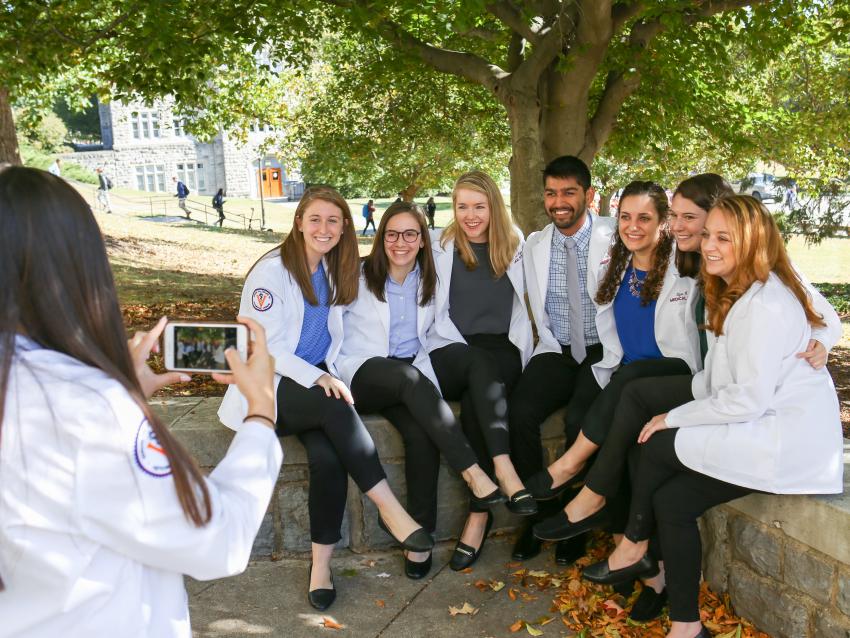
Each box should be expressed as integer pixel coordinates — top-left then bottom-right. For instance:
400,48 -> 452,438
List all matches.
623,430 -> 754,622
351,356 -> 479,533
275,376 -> 387,545
215,206 -> 224,227
430,334 -> 522,511
362,217 -> 376,234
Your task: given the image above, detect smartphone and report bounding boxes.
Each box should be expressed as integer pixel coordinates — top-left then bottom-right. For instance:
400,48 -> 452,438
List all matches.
163,322 -> 248,374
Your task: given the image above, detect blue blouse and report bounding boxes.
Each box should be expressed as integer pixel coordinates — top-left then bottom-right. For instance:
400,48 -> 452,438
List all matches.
294,263 -> 332,366
386,264 -> 420,358
613,265 -> 663,365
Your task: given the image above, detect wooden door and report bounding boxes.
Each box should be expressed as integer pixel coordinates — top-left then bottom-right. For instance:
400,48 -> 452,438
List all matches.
258,168 -> 283,197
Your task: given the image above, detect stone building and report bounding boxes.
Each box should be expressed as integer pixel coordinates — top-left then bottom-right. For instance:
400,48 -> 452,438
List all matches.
66,97 -> 303,199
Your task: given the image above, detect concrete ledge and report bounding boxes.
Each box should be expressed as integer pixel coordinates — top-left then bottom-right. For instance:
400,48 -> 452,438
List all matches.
152,397 -> 569,556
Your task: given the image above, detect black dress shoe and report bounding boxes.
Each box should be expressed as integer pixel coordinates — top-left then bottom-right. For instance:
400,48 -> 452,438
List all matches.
450,511 -> 493,571
469,487 -> 506,509
377,516 -> 435,552
307,562 -> 336,611
612,579 -> 635,598
629,586 -> 667,621
694,625 -> 712,638
511,524 -> 542,561
525,470 -> 572,501
403,551 -> 433,580
505,489 -> 538,516
532,507 -> 610,541
554,534 -> 587,565
582,553 -> 659,586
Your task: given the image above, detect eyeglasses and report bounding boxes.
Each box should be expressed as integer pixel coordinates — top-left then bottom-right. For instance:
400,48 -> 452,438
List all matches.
384,229 -> 422,243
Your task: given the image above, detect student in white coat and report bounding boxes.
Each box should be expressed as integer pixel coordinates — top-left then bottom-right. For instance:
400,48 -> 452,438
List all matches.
338,202 -> 504,578
508,155 -> 616,564
532,181 -> 701,540
427,170 -> 536,569
0,166 -> 280,638
218,185 -> 432,611
582,195 -> 844,638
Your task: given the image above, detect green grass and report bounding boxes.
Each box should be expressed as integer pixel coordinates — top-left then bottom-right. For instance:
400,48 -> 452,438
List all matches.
786,236 -> 850,285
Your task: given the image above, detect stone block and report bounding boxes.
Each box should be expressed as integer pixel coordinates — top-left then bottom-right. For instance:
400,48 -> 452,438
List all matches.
731,516 -> 782,580
700,507 -> 731,592
783,543 -> 834,605
169,400 -> 236,467
250,508 -> 275,559
815,612 -> 850,638
837,567 -> 850,617
278,480 -> 350,552
728,566 -> 812,638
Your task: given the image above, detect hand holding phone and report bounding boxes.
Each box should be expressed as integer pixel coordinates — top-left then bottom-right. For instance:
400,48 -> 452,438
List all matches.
163,322 -> 249,374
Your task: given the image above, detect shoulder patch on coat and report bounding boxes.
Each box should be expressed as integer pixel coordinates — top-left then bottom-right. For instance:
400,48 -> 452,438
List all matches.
134,420 -> 172,478
252,288 -> 274,312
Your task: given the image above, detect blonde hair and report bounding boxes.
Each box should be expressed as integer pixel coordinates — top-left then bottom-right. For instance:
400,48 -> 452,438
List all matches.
703,195 -> 825,335
442,170 -> 519,277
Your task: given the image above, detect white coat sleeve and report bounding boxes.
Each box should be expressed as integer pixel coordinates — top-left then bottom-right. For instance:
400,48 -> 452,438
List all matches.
666,294 -> 787,428
76,395 -> 283,581
795,266 -> 841,351
241,260 -> 325,388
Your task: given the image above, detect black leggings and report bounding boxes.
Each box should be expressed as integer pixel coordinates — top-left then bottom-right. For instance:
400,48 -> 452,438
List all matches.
351,356 -> 479,533
275,376 -> 387,545
430,334 -> 522,510
623,430 -> 754,622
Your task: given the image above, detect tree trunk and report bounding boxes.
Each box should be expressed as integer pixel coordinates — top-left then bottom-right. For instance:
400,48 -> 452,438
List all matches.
400,184 -> 420,201
506,93 -> 548,236
599,191 -> 613,217
0,88 -> 22,165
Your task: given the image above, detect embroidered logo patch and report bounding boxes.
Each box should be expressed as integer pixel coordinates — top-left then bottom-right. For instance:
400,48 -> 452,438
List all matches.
512,249 -> 523,265
134,420 -> 172,478
669,291 -> 689,303
252,288 -> 274,312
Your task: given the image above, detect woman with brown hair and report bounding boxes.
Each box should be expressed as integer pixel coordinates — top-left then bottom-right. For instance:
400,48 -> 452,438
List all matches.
582,195 -> 843,638
219,186 -> 432,611
427,170 -> 536,570
0,167 -> 280,637
337,201 -> 504,579
532,180 -> 701,540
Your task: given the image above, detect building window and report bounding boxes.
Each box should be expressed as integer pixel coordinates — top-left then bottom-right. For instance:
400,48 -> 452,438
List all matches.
173,118 -> 186,137
135,164 -> 167,192
130,110 -> 162,139
176,162 -> 205,192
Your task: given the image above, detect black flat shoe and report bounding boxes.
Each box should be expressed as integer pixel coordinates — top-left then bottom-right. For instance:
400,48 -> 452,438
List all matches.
469,486 -> 506,509
525,470 -> 572,501
505,489 -> 538,516
532,507 -> 609,541
555,534 -> 587,565
511,524 -> 542,561
450,511 -> 493,571
377,516 -> 435,553
583,553 -> 659,586
307,562 -> 336,611
403,551 -> 433,580
629,585 -> 667,621
612,579 -> 635,598
694,625 -> 712,638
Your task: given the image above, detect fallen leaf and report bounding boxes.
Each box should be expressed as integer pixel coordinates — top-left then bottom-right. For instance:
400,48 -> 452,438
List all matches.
527,570 -> 550,578
376,572 -> 391,578
568,578 -> 582,593
461,567 -> 474,574
509,620 -> 524,633
448,602 -> 478,617
322,617 -> 343,630
602,599 -> 625,616
361,559 -> 377,568
341,568 -> 358,577
490,580 -> 506,592
474,579 -> 489,591
505,561 -> 522,569
375,599 -> 385,608
535,616 -> 555,626
526,624 -> 543,636
508,588 -> 518,601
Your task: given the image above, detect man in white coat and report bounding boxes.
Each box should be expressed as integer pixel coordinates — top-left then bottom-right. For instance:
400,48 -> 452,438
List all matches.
509,155 -> 616,563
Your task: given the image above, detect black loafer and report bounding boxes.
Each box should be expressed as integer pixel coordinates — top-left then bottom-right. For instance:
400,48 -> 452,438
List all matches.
505,489 -> 538,516
629,586 -> 667,621
525,470 -> 572,501
612,579 -> 635,598
582,553 -> 659,586
377,516 -> 435,553
696,625 -> 712,638
450,512 -> 493,571
404,551 -> 433,580
307,562 -> 336,611
555,534 -> 587,565
511,524 -> 542,561
469,487 -> 506,509
532,507 -> 609,541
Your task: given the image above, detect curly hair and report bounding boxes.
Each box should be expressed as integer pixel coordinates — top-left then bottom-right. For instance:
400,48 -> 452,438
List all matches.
595,180 -> 673,307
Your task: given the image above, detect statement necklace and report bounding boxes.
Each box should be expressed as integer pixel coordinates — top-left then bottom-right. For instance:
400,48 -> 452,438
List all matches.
628,266 -> 643,298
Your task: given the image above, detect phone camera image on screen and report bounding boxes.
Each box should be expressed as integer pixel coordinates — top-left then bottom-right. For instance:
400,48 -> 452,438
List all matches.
174,326 -> 237,371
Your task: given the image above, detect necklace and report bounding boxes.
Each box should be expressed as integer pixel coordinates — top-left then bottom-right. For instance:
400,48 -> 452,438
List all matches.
628,266 -> 642,298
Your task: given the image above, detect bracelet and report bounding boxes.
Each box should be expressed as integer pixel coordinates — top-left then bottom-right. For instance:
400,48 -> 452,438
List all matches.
243,414 -> 275,427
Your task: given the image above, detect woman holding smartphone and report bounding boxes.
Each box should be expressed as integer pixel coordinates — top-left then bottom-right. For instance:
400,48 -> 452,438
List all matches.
0,167 -> 280,637
337,201 -> 506,577
427,171 -> 536,570
218,186 -> 432,610
582,195 -> 844,638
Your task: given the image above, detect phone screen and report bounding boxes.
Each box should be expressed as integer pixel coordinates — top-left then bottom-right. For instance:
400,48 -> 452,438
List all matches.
173,326 -> 238,371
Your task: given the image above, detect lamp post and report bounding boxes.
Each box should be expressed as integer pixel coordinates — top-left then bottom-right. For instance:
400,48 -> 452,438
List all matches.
256,156 -> 267,230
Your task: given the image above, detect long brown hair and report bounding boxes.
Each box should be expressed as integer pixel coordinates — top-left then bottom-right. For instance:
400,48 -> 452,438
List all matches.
595,180 -> 673,307
0,167 -> 211,527
363,202 -> 436,306
703,195 -> 825,335
673,173 -> 734,277
280,185 -> 359,305
441,170 -> 519,278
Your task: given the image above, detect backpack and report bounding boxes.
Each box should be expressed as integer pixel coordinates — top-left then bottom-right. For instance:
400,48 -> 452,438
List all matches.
106,177 -> 113,190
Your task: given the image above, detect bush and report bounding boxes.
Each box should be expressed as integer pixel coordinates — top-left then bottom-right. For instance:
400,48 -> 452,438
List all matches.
19,139 -> 99,185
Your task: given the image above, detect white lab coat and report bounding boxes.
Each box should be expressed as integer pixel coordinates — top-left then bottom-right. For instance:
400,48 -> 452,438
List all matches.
523,217 -> 617,358
591,249 -> 701,388
218,249 -> 345,430
336,269 -> 440,391
427,229 -> 534,367
0,337 -> 282,638
668,273 -> 844,494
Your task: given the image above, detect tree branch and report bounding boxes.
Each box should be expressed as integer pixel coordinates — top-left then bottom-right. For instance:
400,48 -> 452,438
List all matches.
451,26 -> 504,42
511,0 -> 579,88
486,1 -> 541,44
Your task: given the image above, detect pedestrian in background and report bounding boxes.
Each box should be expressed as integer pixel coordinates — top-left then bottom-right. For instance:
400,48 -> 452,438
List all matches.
96,167 -> 113,214
213,188 -> 226,227
47,158 -> 62,177
173,176 -> 191,219
425,196 -> 436,230
361,199 -> 376,236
